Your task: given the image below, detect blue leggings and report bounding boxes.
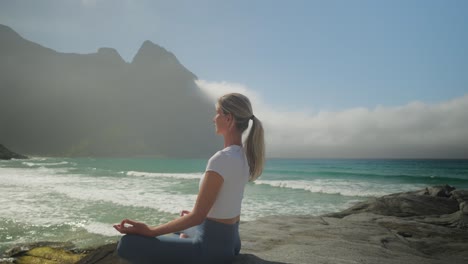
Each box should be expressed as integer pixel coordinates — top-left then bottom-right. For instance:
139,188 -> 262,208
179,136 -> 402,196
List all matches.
117,219 -> 241,264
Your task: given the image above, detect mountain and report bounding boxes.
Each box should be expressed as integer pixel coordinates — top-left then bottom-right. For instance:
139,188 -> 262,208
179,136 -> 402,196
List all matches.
0,144 -> 27,160
0,24 -> 221,157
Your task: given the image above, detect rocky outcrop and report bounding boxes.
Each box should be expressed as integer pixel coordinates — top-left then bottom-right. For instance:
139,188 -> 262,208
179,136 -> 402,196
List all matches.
240,185 -> 468,263
0,144 -> 27,160
2,185 -> 468,264
325,184 -> 468,229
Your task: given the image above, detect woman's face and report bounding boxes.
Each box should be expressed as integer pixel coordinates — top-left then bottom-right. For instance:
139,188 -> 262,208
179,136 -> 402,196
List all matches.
213,105 -> 230,135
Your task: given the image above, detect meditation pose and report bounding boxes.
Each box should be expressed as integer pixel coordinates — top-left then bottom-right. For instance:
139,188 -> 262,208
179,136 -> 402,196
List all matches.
114,93 -> 265,263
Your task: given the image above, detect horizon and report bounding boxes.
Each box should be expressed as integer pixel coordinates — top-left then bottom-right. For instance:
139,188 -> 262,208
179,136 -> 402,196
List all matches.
0,0 -> 467,159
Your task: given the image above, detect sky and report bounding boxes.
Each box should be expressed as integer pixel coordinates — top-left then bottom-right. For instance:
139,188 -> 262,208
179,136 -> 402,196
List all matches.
1,0 -> 467,158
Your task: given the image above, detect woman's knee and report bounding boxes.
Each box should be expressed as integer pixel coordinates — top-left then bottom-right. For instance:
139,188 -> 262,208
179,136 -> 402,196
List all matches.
117,235 -> 140,259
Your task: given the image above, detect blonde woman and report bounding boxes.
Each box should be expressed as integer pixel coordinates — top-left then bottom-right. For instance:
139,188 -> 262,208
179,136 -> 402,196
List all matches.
114,93 -> 265,263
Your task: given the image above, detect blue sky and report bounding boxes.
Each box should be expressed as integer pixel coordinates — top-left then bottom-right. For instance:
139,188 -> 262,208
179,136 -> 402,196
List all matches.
1,0 -> 467,158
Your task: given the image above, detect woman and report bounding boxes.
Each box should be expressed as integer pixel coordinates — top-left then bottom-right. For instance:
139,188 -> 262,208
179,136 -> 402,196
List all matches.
114,93 -> 265,263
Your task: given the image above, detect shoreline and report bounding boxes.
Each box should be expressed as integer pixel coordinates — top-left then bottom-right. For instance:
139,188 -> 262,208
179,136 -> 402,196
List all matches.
2,185 -> 468,264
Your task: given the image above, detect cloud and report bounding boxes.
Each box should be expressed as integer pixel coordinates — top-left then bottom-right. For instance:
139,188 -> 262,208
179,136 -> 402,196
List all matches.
196,80 -> 468,158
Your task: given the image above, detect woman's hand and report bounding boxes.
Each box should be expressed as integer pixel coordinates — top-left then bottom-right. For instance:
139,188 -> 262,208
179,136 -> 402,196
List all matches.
113,219 -> 154,237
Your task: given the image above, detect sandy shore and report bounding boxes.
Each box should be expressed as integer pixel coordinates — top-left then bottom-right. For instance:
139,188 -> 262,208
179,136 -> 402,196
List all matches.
2,185 -> 468,264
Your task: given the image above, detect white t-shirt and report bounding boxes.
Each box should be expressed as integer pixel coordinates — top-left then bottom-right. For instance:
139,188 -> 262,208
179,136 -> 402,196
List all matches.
199,145 -> 250,219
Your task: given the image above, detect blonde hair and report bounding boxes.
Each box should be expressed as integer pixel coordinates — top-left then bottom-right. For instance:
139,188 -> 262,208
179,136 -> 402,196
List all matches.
218,93 -> 265,181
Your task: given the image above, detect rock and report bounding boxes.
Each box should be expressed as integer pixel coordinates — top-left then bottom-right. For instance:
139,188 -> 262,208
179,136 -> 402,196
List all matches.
397,231 -> 412,237
15,247 -> 84,264
325,187 -> 460,218
324,186 -> 468,231
373,213 -> 468,259
74,243 -> 288,264
233,254 -> 289,264
3,242 -> 74,257
451,190 -> 468,204
7,243 -> 287,264
425,185 -> 455,197
0,144 -> 27,160
461,202 -> 468,214
75,243 -> 127,264
239,213 -> 468,264
3,242 -> 85,264
408,210 -> 468,229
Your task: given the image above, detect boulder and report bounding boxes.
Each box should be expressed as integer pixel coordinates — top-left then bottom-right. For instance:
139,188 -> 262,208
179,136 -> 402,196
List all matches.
325,185 -> 460,218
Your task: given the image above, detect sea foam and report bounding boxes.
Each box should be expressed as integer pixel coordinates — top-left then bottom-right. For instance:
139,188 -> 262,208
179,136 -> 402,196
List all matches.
23,161 -> 71,167
126,171 -> 201,180
254,179 -> 426,197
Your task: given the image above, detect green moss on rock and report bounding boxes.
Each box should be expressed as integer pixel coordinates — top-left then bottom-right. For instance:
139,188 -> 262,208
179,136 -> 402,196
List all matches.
16,247 -> 85,264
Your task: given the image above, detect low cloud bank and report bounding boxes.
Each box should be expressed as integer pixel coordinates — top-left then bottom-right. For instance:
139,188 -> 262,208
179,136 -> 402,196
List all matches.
196,80 -> 468,158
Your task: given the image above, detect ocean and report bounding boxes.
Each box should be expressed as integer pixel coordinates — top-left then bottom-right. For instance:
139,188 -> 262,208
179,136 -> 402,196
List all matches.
1,157 -> 467,254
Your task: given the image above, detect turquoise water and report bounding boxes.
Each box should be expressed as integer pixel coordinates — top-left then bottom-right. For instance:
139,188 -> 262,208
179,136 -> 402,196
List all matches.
1,157 -> 467,254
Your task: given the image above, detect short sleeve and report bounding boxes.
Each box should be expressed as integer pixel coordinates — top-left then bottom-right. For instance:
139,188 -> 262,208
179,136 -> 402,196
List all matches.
205,151 -> 228,180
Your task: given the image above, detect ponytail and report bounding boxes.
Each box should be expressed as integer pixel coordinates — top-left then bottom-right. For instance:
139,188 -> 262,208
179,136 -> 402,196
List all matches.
245,116 -> 265,181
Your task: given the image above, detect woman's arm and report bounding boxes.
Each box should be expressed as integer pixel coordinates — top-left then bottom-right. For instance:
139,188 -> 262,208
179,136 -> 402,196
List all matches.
114,171 -> 223,237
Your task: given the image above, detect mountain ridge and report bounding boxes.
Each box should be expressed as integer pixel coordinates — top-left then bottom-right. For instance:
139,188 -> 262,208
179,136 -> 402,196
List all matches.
0,24 -> 220,158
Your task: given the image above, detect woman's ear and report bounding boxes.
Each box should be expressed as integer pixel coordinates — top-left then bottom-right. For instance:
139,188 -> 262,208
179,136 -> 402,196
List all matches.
227,114 -> 235,129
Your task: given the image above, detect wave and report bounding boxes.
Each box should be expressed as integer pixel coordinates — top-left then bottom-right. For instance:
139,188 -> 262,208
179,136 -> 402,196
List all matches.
0,166 -> 71,180
29,157 -> 51,161
254,179 -> 427,197
265,168 -> 468,183
82,222 -> 120,237
22,161 -> 72,167
0,169 -> 195,228
126,171 -> 201,180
